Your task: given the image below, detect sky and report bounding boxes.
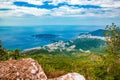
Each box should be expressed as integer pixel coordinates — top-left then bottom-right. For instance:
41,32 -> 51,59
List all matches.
0,0 -> 120,26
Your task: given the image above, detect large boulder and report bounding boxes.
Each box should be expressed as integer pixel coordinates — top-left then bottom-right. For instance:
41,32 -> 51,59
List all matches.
49,73 -> 85,80
0,58 -> 47,80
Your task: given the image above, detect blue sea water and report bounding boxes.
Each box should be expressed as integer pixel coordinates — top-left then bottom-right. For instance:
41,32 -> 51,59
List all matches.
0,25 -> 101,50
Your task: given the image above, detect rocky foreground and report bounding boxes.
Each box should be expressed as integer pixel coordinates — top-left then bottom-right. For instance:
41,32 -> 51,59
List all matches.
0,58 -> 85,80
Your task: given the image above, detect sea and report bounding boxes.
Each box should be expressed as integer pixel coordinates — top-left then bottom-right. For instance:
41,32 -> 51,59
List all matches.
0,25 -> 102,50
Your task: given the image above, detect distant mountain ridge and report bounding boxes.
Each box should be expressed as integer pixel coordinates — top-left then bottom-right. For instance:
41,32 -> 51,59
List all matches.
79,29 -> 105,37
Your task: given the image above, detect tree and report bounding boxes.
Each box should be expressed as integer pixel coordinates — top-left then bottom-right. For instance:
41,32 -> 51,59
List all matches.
0,40 -> 8,60
0,40 -> 3,55
13,49 -> 21,59
104,23 -> 120,55
0,40 -> 2,48
104,23 -> 120,80
0,40 -> 22,60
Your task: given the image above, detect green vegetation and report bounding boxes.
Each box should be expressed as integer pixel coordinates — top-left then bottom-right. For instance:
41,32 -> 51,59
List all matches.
0,40 -> 25,60
68,38 -> 105,50
0,23 -> 120,80
104,23 -> 120,55
103,23 -> 120,80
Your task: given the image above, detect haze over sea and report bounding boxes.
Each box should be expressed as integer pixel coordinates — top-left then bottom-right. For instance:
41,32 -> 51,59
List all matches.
0,25 -> 103,50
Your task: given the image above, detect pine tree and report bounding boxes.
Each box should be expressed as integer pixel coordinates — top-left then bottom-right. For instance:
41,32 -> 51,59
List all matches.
104,23 -> 120,80
104,23 -> 120,55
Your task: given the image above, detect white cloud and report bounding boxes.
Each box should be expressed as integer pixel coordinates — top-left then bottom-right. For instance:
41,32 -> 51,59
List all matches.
51,6 -> 85,16
16,0 -> 44,5
49,0 -> 67,5
48,0 -> 120,8
0,0 -> 120,18
0,0 -> 50,17
0,7 -> 50,17
50,6 -> 120,18
16,7 -> 50,16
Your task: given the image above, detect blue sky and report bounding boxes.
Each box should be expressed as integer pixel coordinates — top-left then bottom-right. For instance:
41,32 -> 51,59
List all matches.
0,0 -> 120,26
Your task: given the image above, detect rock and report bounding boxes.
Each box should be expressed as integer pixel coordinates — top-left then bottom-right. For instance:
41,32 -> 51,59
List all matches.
0,58 -> 47,80
0,58 -> 85,80
49,73 -> 85,80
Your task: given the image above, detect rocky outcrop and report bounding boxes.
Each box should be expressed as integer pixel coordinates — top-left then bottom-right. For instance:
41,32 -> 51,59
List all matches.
0,58 -> 85,80
0,58 -> 47,80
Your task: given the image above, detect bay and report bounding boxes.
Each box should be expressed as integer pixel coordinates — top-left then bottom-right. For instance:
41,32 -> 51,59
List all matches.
0,25 -> 101,50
